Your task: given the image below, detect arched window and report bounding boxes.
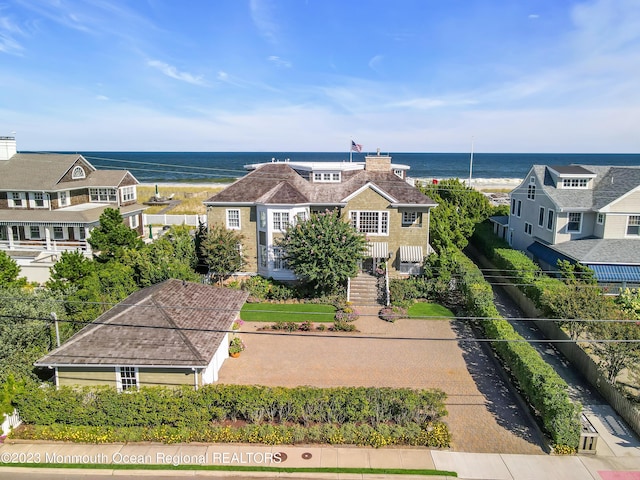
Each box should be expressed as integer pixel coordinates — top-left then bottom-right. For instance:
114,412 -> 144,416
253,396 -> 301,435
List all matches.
72,166 -> 85,179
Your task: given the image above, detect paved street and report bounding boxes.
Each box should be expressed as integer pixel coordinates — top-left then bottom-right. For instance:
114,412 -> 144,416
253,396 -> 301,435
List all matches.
218,306 -> 544,454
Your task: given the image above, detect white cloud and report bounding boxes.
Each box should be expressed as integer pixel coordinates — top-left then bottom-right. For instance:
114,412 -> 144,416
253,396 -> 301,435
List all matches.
0,15 -> 25,55
95,95 -> 109,101
250,0 -> 279,43
268,55 -> 291,68
147,60 -> 207,86
368,55 -> 383,72
528,14 -> 539,19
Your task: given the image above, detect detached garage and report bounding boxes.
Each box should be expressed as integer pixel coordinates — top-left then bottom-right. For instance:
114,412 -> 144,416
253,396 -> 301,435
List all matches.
35,279 -> 248,390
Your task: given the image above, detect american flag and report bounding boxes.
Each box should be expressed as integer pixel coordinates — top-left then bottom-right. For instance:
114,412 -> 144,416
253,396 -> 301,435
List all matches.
351,140 -> 362,153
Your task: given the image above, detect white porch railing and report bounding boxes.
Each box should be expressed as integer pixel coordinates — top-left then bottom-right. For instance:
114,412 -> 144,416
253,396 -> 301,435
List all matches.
143,214 -> 207,227
0,240 -> 89,253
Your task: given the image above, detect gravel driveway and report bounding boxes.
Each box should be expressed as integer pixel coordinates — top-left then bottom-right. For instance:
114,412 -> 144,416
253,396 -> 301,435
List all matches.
216,307 -> 545,454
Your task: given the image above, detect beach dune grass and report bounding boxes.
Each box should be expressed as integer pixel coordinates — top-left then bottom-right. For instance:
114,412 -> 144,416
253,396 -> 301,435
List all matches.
240,303 -> 336,323
407,302 -> 455,320
137,185 -> 224,215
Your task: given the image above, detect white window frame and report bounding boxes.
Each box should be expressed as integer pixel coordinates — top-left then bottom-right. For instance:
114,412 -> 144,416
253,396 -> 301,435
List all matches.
402,211 -> 420,226
30,192 -> 46,208
72,166 -> 86,179
313,171 -> 341,183
547,210 -> 555,231
393,169 -> 404,178
58,191 -> 70,207
538,207 -> 545,227
524,222 -> 532,235
626,215 -> 640,236
53,226 -> 65,240
597,213 -> 605,225
567,212 -> 582,233
350,210 -> 389,235
116,366 -> 139,392
9,192 -> 25,208
259,210 -> 267,229
120,186 -> 136,203
226,209 -> 241,229
527,184 -> 536,200
562,178 -> 588,188
272,247 -> 287,271
511,198 -> 516,215
272,211 -> 290,231
89,188 -> 117,203
516,200 -> 522,217
129,215 -> 139,229
260,245 -> 268,268
29,225 -> 41,239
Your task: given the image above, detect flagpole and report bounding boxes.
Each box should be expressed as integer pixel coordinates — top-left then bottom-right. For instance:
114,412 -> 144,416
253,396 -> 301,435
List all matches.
349,140 -> 353,163
468,136 -> 474,187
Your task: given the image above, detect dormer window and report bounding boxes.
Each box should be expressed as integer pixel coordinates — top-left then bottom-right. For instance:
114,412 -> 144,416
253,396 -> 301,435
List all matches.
72,166 -> 86,179
562,178 -> 588,188
313,171 -> 341,182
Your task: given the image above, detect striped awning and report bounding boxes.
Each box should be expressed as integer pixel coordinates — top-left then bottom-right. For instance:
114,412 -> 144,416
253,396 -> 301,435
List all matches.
587,264 -> 640,283
366,242 -> 388,259
400,245 -> 424,263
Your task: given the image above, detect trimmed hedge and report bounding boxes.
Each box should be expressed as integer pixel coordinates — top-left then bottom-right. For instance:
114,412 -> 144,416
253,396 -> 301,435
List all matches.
472,222 -> 565,313
447,248 -> 581,449
15,384 -> 447,429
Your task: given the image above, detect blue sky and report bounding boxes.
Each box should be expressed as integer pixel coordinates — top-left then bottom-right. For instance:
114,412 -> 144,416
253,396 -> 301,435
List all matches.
1,0 -> 639,152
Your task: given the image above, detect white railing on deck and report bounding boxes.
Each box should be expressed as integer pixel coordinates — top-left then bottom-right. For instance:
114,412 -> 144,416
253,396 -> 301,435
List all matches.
143,214 -> 207,227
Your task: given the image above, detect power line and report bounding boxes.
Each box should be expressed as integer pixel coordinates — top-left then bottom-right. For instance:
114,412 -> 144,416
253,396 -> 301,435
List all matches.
1,313 -> 638,345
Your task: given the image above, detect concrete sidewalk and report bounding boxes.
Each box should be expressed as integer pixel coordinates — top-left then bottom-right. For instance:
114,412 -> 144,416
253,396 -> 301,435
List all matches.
0,441 -> 639,479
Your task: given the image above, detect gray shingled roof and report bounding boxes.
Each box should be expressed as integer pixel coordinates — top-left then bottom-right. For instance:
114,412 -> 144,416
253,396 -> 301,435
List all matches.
0,203 -> 144,225
204,163 -> 436,206
36,279 -> 249,367
530,164 -> 640,211
0,153 -> 132,191
551,238 -> 640,264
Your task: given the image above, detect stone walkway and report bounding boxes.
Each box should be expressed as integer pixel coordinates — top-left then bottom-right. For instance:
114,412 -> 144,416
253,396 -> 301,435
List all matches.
217,306 -> 545,454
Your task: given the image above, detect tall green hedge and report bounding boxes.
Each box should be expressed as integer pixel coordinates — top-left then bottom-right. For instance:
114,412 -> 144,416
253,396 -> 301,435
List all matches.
14,384 -> 447,429
448,249 -> 581,448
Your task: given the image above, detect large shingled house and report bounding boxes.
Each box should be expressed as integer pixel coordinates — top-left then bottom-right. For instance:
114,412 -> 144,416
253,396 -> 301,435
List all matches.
204,150 -> 437,280
495,164 -> 640,287
0,136 -> 145,283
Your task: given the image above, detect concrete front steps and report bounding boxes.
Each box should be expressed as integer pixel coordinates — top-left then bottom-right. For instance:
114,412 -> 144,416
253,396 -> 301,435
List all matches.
349,272 -> 382,306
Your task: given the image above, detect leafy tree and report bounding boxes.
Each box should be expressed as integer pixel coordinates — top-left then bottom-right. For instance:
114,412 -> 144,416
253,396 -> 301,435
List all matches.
198,224 -> 245,285
542,260 -> 605,340
88,208 -> 143,261
588,319 -> 640,383
47,254 -> 138,336
0,287 -> 64,383
0,251 -> 27,288
277,209 -> 367,294
418,179 -> 491,251
122,226 -> 199,287
616,288 -> 640,320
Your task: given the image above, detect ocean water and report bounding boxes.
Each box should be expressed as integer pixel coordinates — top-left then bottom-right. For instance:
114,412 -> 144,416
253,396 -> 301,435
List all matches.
54,151 -> 640,184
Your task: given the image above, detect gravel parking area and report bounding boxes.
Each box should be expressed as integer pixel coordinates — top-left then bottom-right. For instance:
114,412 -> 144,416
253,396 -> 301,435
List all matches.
216,307 -> 545,454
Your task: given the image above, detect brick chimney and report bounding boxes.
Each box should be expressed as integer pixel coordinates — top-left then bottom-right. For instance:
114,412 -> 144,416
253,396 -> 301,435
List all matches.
0,136 -> 17,161
364,148 -> 392,172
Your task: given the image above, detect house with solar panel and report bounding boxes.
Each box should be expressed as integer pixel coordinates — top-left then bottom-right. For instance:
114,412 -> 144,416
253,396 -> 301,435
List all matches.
0,136 -> 145,283
203,150 -> 437,292
494,164 -> 640,288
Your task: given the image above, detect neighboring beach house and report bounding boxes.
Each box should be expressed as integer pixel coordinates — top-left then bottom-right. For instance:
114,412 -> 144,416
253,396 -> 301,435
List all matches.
35,279 -> 249,390
0,136 -> 145,283
203,150 -> 437,280
497,164 -> 640,287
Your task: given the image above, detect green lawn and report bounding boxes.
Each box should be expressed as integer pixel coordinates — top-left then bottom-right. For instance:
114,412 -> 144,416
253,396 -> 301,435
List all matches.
240,303 -> 336,322
407,302 -> 455,320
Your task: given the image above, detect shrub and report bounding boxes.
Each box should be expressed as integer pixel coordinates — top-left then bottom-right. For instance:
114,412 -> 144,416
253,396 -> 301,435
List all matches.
332,320 -> 357,332
378,306 -> 407,322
